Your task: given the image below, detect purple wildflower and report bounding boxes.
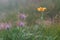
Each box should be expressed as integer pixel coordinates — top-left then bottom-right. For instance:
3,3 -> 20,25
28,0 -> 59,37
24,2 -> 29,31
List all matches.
17,21 -> 25,27
19,22 -> 25,27
20,14 -> 27,19
0,22 -> 12,30
4,23 -> 11,29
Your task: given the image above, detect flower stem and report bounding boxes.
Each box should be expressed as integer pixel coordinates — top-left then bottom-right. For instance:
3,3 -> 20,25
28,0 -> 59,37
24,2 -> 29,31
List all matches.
40,12 -> 45,27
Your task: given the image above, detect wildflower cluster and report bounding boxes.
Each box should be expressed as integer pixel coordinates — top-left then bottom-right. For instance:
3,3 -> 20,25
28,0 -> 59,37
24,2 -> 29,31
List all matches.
17,13 -> 28,27
0,22 -> 11,30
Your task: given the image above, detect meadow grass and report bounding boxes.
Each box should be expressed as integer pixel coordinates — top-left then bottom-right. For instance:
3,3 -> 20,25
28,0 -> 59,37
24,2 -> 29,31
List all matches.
0,23 -> 60,40
0,9 -> 60,40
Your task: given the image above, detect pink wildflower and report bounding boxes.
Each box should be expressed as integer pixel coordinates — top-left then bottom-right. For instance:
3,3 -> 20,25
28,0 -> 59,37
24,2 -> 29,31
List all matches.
20,14 -> 27,19
0,23 -> 5,30
16,21 -> 25,27
4,23 -> 11,29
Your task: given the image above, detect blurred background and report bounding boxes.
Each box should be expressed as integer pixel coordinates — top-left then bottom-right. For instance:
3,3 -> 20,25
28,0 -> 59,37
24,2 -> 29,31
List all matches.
0,0 -> 60,40
0,0 -> 60,23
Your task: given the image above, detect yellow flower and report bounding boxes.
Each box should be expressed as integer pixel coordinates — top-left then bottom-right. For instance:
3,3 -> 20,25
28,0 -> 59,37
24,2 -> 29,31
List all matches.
37,7 -> 47,12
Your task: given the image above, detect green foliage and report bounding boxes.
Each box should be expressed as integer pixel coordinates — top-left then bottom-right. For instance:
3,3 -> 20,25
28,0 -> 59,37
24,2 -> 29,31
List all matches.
0,24 -> 60,40
0,0 -> 60,40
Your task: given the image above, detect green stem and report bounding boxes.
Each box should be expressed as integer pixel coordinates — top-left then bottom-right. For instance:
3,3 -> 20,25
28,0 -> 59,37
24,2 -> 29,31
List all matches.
40,12 -> 45,27
41,12 -> 44,20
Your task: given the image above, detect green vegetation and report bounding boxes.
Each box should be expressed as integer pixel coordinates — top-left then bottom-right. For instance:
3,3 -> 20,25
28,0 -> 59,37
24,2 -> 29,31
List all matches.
0,0 -> 60,40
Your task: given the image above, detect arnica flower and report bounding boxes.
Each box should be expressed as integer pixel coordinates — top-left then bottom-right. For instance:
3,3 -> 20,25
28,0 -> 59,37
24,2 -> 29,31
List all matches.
37,7 -> 47,12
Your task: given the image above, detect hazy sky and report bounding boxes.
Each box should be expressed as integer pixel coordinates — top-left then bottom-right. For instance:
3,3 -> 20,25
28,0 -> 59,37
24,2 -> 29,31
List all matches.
0,0 -> 9,3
